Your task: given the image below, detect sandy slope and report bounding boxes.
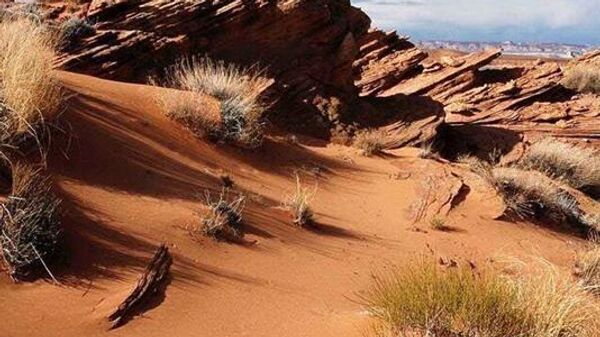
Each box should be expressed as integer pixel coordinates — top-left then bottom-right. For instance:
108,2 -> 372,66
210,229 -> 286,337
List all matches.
0,72 -> 588,337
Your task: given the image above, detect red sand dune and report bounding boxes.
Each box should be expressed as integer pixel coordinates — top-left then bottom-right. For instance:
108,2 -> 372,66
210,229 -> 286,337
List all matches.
0,71 -> 588,337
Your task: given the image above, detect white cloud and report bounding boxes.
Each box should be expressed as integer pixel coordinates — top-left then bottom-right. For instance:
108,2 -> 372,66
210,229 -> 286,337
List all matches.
354,0 -> 598,29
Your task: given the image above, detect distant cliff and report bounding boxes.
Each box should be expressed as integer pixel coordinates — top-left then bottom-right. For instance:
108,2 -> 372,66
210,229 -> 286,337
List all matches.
418,40 -> 594,59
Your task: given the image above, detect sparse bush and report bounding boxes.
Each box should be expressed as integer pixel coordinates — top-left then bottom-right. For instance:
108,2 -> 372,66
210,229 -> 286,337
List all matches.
0,163 -> 61,280
157,57 -> 269,148
464,156 -> 596,232
0,19 -> 61,147
353,129 -> 387,156
489,167 -> 594,230
516,260 -> 600,337
219,174 -> 234,189
363,263 -> 526,337
562,65 -> 600,94
363,261 -> 600,337
153,88 -> 221,139
519,138 -> 600,197
284,175 -> 315,227
429,217 -> 448,231
0,3 -> 43,23
418,142 -> 436,159
58,17 -> 95,50
195,189 -> 245,242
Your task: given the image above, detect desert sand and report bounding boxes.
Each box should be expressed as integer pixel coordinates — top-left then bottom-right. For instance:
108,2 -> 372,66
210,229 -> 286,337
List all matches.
0,71 -> 589,337
0,1 -> 599,337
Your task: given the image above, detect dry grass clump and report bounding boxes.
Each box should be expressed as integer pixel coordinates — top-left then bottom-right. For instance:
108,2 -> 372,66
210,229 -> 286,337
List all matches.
463,155 -> 595,232
58,17 -> 95,50
489,167 -> 596,231
562,65 -> 600,94
158,57 -> 269,148
519,138 -> 600,197
0,19 -> 61,147
0,19 -> 62,152
0,163 -> 61,281
0,3 -> 43,23
154,88 -> 221,139
194,189 -> 245,242
284,175 -> 315,227
514,260 -> 600,337
418,142 -> 436,159
429,217 -> 448,231
353,129 -> 387,156
575,241 -> 600,295
363,261 -> 600,337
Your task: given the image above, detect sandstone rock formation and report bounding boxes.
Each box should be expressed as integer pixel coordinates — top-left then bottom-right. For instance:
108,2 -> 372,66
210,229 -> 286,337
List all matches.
23,1 -> 600,153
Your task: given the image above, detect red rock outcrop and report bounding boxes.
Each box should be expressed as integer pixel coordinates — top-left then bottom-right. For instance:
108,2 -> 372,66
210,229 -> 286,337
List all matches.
17,1 -> 600,151
50,0 -> 379,138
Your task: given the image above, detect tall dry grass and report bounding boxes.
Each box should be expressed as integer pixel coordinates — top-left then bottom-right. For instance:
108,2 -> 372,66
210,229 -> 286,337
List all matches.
363,261 -> 600,337
156,57 -> 270,148
519,138 -> 600,197
490,167 -> 578,219
0,19 -> 61,145
462,156 -> 596,232
576,239 -> 600,295
353,129 -> 387,156
284,174 -> 315,227
562,65 -> 600,94
0,162 -> 62,280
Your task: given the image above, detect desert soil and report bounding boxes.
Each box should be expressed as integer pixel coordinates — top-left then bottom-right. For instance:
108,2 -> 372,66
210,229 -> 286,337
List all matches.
0,71 -> 588,337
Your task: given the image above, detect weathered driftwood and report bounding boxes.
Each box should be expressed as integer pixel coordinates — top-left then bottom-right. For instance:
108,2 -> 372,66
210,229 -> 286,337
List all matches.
108,244 -> 172,329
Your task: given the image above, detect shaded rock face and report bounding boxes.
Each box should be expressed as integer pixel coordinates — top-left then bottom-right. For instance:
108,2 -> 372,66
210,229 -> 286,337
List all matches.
36,0 -> 600,150
354,39 -> 600,157
54,0 -> 374,138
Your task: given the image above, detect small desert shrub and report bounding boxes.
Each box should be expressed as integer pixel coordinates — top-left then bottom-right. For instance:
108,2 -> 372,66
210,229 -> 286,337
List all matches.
0,3 -> 43,23
465,157 -> 595,232
284,175 -> 315,227
519,138 -> 600,197
219,173 -> 234,189
562,65 -> 600,94
460,154 -> 495,181
0,19 -> 61,146
196,189 -> 245,241
363,261 -> 600,337
489,167 -> 594,230
0,163 -> 61,280
576,242 -> 600,295
353,129 -> 386,156
159,57 -> 269,148
153,89 -> 221,139
58,17 -> 95,50
516,260 -> 600,337
429,217 -> 448,231
418,142 -> 436,159
364,264 -> 527,337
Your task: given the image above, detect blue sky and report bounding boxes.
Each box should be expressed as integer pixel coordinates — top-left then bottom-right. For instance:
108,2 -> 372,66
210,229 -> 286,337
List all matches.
353,0 -> 600,45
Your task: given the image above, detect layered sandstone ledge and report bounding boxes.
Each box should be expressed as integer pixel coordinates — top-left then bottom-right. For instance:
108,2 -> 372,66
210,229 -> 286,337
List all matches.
17,0 -> 600,150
